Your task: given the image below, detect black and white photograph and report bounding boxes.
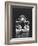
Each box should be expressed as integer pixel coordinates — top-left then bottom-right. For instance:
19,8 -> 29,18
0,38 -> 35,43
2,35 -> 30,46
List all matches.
12,6 -> 32,38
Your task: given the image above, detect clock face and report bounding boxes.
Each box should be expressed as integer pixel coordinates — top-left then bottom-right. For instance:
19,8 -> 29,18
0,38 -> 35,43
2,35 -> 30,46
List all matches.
11,6 -> 32,38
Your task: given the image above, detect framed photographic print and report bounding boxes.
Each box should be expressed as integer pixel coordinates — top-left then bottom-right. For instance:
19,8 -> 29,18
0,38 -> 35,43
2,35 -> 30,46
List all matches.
5,1 -> 37,44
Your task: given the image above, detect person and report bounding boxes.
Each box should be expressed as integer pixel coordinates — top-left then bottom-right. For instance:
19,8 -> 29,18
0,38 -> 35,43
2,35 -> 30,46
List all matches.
24,24 -> 29,32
